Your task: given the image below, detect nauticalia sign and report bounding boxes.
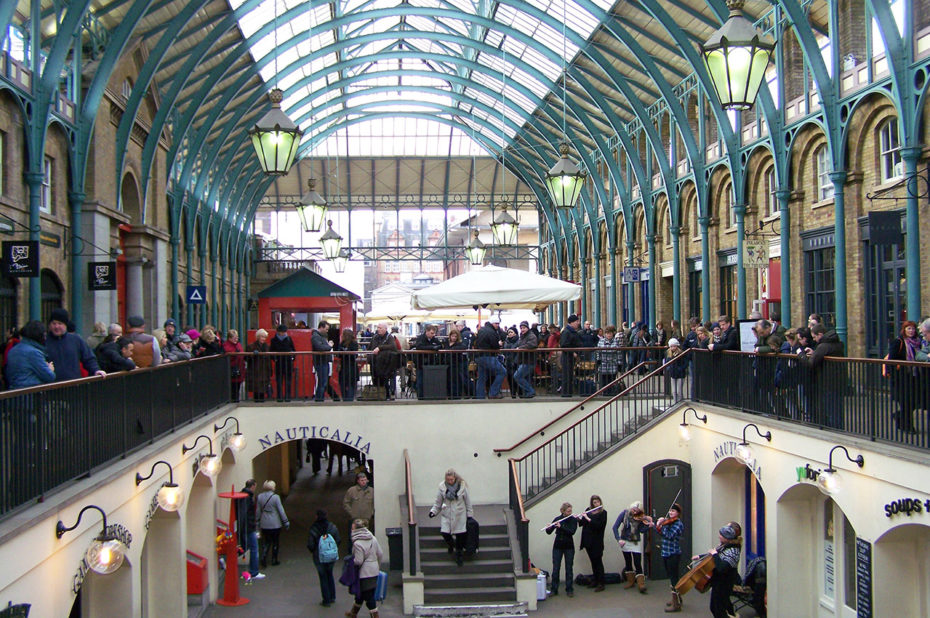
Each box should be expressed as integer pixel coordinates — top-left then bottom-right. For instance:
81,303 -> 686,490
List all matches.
258,426 -> 372,455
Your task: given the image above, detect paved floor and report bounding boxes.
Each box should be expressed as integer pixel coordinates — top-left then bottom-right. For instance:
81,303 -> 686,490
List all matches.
203,458 -> 757,617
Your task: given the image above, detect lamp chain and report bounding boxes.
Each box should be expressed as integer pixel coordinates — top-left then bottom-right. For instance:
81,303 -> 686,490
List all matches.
561,0 -> 567,140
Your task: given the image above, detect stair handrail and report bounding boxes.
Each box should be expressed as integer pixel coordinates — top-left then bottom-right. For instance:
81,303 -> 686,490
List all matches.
404,448 -> 418,575
493,360 -> 658,455
507,458 -> 530,573
513,350 -> 691,466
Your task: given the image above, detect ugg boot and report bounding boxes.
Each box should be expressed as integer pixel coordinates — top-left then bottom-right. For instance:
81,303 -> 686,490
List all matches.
664,589 -> 681,612
623,570 -> 636,588
369,611 -> 379,618
636,573 -> 647,593
345,603 -> 361,617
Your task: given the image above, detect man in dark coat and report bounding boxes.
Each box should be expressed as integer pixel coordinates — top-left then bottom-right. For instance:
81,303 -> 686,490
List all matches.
799,324 -> 846,429
96,337 -> 136,373
236,479 -> 264,580
269,324 -> 296,401
474,316 -> 506,399
311,321 -> 333,402
559,315 -> 583,397
45,308 -> 105,381
707,315 -> 740,406
412,324 -> 442,398
513,321 -> 538,398
368,323 -> 399,399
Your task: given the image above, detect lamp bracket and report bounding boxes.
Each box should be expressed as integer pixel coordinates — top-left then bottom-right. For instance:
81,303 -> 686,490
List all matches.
741,423 -> 771,445
135,460 -> 174,486
826,445 -> 864,472
213,416 -> 240,434
181,434 -> 214,456
681,406 -> 708,425
56,505 -> 108,539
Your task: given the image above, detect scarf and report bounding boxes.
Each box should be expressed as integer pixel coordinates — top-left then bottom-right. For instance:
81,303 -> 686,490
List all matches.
444,481 -> 460,501
622,509 -> 642,543
905,335 -> 921,362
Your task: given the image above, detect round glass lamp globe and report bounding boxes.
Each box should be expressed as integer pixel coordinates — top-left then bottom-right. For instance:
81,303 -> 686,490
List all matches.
735,443 -> 753,464
229,433 -> 247,452
199,454 -> 222,478
86,537 -> 127,574
817,470 -> 838,495
678,424 -> 692,441
156,483 -> 184,511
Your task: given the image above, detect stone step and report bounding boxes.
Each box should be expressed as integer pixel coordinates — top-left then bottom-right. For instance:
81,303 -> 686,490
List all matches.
419,523 -> 508,535
424,586 -> 517,604
421,546 -> 512,561
413,602 -> 529,617
421,532 -> 510,548
423,572 -> 515,589
421,558 -> 513,576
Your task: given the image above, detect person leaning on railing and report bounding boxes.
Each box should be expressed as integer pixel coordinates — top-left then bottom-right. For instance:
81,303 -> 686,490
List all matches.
444,329 -> 469,398
246,329 -> 272,402
5,320 -> 56,390
596,326 -> 623,395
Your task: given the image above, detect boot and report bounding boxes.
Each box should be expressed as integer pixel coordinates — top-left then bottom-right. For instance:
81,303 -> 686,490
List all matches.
623,571 -> 636,589
636,573 -> 647,593
369,611 -> 379,618
664,589 -> 682,612
345,603 -> 361,617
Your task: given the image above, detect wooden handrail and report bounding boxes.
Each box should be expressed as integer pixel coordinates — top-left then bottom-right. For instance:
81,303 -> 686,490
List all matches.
509,458 -> 529,523
493,351 -> 683,454
404,449 -> 416,526
512,350 -> 692,463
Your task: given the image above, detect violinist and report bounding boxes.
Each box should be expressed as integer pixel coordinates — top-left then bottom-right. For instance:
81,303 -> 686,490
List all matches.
651,503 -> 685,613
578,495 -> 608,592
611,502 -> 653,593
703,522 -> 742,618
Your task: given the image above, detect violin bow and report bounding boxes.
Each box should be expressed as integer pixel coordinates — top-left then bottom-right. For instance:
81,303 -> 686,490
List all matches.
656,489 -> 682,528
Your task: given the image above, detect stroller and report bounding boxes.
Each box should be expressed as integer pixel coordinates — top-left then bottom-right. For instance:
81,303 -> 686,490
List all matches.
731,556 -> 766,617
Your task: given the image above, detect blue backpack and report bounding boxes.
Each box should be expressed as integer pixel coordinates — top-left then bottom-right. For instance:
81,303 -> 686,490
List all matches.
318,532 -> 339,563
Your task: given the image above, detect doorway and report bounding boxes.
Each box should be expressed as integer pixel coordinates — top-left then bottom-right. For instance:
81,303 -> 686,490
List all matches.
643,459 -> 692,580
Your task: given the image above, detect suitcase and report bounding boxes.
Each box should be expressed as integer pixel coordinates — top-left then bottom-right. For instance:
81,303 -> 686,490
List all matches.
374,570 -> 388,601
464,516 -> 479,556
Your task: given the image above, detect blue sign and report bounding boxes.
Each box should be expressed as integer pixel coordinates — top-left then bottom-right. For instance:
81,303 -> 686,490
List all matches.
622,267 -> 640,283
186,285 -> 207,304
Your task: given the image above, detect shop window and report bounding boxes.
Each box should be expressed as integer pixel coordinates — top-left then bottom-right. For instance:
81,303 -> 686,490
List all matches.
816,147 -> 834,201
724,184 -> 734,228
121,78 -> 133,101
842,512 -> 857,610
40,156 -> 52,214
763,167 -> 776,218
879,118 -> 903,182
40,270 -> 63,323
804,246 -> 836,328
688,260 -> 702,319
0,276 -> 16,336
719,263 -> 736,320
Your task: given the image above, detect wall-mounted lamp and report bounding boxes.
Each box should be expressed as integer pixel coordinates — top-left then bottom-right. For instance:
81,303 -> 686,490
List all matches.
736,423 -> 771,464
214,417 -> 247,452
679,407 -> 708,441
135,460 -> 184,511
182,435 -> 222,478
56,505 -> 127,574
817,445 -> 864,495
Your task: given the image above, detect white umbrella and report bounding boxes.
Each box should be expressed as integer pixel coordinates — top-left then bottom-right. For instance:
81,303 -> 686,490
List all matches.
411,265 -> 581,311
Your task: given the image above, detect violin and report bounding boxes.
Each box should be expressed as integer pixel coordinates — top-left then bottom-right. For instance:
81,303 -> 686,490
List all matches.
675,544 -> 722,596
656,515 -> 678,532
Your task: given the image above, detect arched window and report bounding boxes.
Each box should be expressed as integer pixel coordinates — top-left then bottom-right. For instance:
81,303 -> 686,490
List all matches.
879,118 -> 902,182
816,146 -> 834,201
764,167 -> 777,218
724,183 -> 734,228
40,269 -> 64,324
0,276 -> 17,335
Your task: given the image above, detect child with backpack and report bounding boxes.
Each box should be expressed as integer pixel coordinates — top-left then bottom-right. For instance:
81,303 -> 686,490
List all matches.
307,509 -> 341,607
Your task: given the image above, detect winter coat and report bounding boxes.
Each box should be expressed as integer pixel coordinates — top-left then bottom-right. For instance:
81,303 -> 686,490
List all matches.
546,513 -> 577,550
474,324 -> 502,354
96,341 -> 136,373
307,518 -> 341,565
368,332 -> 399,378
256,490 -> 289,530
559,325 -> 582,349
579,508 -> 607,555
125,330 -> 162,367
222,340 -> 245,383
46,331 -> 101,381
311,329 -> 333,365
246,341 -> 272,392
430,480 -> 473,535
197,338 -> 224,357
343,484 -> 374,521
5,337 -> 56,389
799,330 -> 845,390
269,334 -> 296,373
663,349 -> 689,379
713,326 -> 740,351
337,341 -> 359,384
351,527 -> 383,579
236,487 -> 257,538
413,332 -> 443,366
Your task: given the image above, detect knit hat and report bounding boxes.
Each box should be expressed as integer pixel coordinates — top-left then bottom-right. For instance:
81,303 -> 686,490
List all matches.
519,321 -> 529,328
488,315 -> 501,324
719,524 -> 738,540
186,329 -> 200,340
668,338 -> 680,347
567,314 -> 579,324
164,318 -> 177,328
127,315 -> 145,328
49,308 -> 70,325
178,333 -> 192,343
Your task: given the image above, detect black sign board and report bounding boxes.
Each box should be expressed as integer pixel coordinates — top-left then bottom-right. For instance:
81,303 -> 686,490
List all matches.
2,241 -> 39,277
868,211 -> 902,245
856,537 -> 872,617
88,261 -> 117,291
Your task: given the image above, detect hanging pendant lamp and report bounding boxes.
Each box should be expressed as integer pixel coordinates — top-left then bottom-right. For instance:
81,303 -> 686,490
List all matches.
249,89 -> 303,176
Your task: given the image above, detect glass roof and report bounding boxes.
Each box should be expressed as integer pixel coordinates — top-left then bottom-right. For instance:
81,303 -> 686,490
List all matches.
228,0 -> 611,158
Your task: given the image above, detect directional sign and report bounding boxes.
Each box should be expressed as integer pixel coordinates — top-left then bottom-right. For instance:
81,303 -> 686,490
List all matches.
186,285 -> 207,304
622,267 -> 640,283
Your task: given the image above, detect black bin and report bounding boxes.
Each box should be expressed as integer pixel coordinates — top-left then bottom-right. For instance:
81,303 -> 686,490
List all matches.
421,364 -> 448,399
385,527 -> 403,571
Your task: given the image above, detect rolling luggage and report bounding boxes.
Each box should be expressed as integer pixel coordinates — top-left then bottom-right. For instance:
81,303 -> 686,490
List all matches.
374,570 -> 388,601
464,516 -> 480,556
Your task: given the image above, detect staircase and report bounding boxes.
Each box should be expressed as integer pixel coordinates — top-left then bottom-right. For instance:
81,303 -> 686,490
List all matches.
416,505 -> 518,607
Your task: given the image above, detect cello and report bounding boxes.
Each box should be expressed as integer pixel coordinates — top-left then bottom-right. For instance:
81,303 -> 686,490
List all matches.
674,545 -> 722,596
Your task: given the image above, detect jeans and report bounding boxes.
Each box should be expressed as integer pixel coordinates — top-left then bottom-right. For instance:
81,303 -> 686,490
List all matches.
476,356 -> 506,398
314,362 -> 330,401
261,527 -> 282,565
248,530 -> 260,576
663,553 -> 681,588
551,546 -> 574,594
513,363 -> 536,397
315,560 -> 336,603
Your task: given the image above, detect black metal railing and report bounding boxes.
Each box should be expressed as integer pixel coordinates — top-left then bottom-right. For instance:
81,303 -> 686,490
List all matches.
0,355 -> 230,519
403,448 -> 418,576
507,459 -> 530,573
692,349 -> 930,449
229,346 -> 665,402
511,351 -> 691,504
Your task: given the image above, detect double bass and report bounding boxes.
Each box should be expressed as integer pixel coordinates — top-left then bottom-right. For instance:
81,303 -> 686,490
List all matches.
674,545 -> 722,596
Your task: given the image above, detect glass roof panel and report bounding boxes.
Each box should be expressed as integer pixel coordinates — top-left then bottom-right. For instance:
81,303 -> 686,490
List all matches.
229,0 -> 607,157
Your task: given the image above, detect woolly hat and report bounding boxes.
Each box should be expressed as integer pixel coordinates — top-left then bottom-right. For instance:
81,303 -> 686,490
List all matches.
488,315 -> 501,324
186,329 -> 200,340
668,338 -> 680,347
719,524 -> 738,540
127,315 -> 145,328
48,308 -> 70,325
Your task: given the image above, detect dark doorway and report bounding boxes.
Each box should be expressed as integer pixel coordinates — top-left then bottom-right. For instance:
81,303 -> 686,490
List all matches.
643,459 -> 692,581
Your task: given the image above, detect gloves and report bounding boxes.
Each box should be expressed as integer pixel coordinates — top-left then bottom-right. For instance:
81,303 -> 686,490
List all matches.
428,511 -> 436,518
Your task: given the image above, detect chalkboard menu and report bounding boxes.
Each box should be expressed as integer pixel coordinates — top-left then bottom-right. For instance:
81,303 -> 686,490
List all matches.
856,537 -> 872,618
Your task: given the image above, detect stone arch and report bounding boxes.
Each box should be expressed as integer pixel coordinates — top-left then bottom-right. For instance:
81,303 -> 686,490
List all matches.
140,508 -> 183,616
745,146 -> 776,226
872,522 -> 930,614
80,555 -> 134,616
789,121 -> 830,210
185,473 -> 218,599
120,172 -> 143,224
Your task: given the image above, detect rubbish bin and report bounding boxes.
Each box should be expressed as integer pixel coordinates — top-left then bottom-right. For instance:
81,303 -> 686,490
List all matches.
385,527 -> 403,571
421,364 -> 448,399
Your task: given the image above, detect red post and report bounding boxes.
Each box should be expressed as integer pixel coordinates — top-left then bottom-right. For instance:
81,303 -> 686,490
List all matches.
216,485 -> 249,606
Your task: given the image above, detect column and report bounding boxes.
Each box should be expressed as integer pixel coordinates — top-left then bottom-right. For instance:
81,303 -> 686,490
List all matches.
126,256 -> 146,318
829,170 -> 848,345
170,237 -> 180,321
185,243 -> 194,325
24,171 -> 43,320
901,146 -> 922,321
671,225 -> 681,326
734,203 -> 747,320
69,191 -> 86,331
647,234 -> 657,328
698,217 -> 711,321
775,189 -> 792,326
593,254 -> 602,326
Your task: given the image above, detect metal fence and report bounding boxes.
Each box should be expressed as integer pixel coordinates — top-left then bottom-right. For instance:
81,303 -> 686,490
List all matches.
229,346 -> 666,402
0,355 -> 230,519
691,349 -> 930,449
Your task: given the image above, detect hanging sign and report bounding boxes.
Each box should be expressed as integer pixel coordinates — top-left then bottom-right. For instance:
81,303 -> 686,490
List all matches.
622,267 -> 640,283
744,241 -> 768,268
868,211 -> 902,245
88,262 -> 117,291
2,241 -> 39,277
187,285 -> 207,304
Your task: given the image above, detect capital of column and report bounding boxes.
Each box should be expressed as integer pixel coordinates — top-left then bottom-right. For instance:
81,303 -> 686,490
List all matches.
900,145 -> 922,164
67,191 -> 86,206
23,171 -> 44,188
828,170 -> 848,186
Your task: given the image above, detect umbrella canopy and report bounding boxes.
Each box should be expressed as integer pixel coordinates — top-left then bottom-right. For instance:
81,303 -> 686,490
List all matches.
411,265 -> 581,311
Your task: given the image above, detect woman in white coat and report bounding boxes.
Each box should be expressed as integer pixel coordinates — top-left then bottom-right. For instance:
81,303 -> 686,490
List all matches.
428,468 -> 473,566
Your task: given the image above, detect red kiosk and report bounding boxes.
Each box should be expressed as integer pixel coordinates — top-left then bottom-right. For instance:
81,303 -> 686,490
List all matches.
249,267 -> 360,396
